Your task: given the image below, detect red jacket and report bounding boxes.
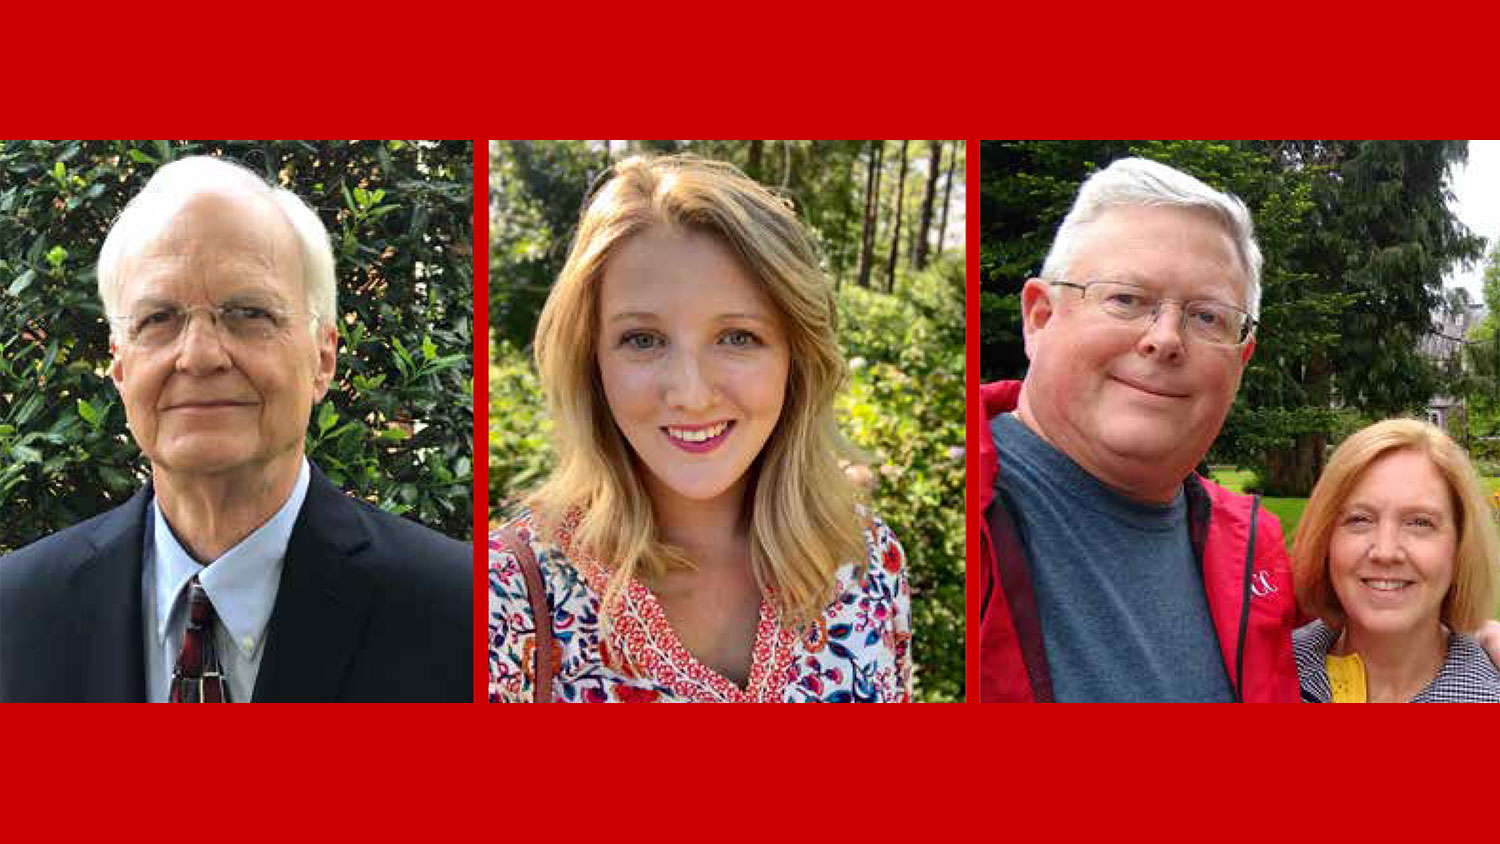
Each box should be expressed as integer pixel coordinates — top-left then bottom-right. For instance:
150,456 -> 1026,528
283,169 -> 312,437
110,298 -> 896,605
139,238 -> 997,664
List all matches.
978,381 -> 1300,702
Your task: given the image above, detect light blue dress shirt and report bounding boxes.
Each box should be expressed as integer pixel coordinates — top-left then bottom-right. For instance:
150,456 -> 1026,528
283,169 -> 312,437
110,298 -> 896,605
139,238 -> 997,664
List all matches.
142,459 -> 311,703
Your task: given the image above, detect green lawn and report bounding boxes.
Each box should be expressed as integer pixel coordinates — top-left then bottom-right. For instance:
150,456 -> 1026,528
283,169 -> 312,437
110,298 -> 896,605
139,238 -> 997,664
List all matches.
1211,469 -> 1256,492
1208,469 -> 1308,547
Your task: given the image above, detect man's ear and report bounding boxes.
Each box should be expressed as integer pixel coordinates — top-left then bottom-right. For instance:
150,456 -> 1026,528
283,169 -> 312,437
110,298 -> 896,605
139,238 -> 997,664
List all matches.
1020,278 -> 1057,359
1240,335 -> 1256,366
311,322 -> 337,403
109,339 -> 124,389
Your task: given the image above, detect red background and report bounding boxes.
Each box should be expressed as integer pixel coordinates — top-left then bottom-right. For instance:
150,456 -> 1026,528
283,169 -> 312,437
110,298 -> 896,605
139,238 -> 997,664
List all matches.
6,5 -> 1500,837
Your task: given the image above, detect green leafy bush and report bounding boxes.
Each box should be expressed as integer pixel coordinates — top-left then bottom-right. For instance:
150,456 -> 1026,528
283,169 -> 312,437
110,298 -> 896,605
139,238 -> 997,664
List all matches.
0,140 -> 473,552
836,256 -> 967,702
489,339 -> 554,512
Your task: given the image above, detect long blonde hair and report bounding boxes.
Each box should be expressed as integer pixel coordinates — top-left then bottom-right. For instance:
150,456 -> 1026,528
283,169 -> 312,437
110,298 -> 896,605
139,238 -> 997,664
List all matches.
1291,418 -> 1499,632
527,154 -> 864,624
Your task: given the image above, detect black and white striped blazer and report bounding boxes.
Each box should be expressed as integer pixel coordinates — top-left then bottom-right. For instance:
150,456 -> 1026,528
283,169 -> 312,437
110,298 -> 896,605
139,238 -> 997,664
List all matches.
1293,620 -> 1500,702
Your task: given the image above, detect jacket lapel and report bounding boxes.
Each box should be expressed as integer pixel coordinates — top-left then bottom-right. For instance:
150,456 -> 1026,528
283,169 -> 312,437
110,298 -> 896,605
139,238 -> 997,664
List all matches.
1187,475 -> 1255,701
68,487 -> 151,702
252,465 -> 376,702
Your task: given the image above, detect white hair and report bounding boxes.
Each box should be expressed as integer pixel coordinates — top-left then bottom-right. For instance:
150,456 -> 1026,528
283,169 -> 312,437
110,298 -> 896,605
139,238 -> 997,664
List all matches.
96,155 -> 337,334
1041,156 -> 1263,321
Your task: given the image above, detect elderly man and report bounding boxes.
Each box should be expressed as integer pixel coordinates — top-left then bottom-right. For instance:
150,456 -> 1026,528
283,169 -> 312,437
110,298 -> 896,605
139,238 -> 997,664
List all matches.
0,156 -> 471,702
979,156 -> 1500,702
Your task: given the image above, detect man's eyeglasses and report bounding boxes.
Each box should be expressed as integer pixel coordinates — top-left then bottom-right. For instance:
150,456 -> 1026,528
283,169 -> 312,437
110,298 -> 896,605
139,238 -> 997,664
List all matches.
112,303 -> 313,350
1049,280 -> 1256,347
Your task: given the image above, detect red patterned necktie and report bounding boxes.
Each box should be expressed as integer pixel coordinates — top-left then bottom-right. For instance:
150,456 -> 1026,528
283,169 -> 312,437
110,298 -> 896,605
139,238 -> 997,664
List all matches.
170,576 -> 230,703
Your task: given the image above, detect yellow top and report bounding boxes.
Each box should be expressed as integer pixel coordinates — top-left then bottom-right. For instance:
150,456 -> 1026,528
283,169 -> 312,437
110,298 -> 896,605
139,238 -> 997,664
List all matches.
1325,652 -> 1367,703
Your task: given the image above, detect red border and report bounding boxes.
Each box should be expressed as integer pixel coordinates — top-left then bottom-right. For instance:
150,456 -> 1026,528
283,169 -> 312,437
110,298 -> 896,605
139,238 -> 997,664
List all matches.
9,135 -> 1500,837
473,140 -> 490,702
964,139 -> 981,699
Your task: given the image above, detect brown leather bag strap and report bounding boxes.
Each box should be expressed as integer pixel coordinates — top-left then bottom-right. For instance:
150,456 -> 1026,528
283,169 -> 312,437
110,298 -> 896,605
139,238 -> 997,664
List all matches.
502,528 -> 554,703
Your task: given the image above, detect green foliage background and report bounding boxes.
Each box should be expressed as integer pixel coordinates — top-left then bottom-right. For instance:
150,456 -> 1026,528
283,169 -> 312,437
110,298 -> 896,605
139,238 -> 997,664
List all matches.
0,140 -> 474,552
1457,243 -> 1500,471
490,140 -> 967,701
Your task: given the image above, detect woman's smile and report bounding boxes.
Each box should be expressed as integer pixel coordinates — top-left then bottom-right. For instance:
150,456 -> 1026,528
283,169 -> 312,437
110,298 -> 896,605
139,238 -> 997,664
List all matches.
663,420 -> 735,453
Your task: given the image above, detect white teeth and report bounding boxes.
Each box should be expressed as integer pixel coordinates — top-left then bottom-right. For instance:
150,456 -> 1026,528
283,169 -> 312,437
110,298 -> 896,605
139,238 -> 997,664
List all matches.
1365,579 -> 1411,592
666,422 -> 728,443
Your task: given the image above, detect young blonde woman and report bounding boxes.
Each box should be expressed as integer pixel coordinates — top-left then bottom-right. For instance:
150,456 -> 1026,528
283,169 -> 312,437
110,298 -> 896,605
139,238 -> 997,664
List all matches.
489,155 -> 911,703
1291,419 -> 1500,702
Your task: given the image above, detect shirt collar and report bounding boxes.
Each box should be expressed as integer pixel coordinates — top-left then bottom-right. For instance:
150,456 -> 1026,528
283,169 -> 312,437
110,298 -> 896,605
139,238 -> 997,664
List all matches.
152,458 -> 312,657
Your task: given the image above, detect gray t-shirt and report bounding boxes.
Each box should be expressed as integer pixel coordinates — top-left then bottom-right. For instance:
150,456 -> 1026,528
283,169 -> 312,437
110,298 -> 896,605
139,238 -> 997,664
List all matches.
992,413 -> 1235,702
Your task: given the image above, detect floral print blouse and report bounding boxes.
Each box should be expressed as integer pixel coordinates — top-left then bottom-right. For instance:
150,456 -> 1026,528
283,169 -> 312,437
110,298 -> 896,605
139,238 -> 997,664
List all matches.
488,512 -> 911,702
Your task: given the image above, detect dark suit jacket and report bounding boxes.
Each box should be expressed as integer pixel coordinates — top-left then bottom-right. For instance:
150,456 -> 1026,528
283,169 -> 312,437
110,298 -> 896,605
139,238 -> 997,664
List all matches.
0,464 -> 472,702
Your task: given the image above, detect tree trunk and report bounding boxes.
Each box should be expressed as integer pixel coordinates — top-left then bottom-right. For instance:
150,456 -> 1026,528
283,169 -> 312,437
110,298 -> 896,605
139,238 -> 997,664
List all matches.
1262,433 -> 1326,497
747,139 -> 763,181
885,140 -> 910,293
857,141 -> 884,289
936,140 -> 957,256
836,145 -> 861,287
913,141 -> 941,270
1261,350 -> 1333,497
